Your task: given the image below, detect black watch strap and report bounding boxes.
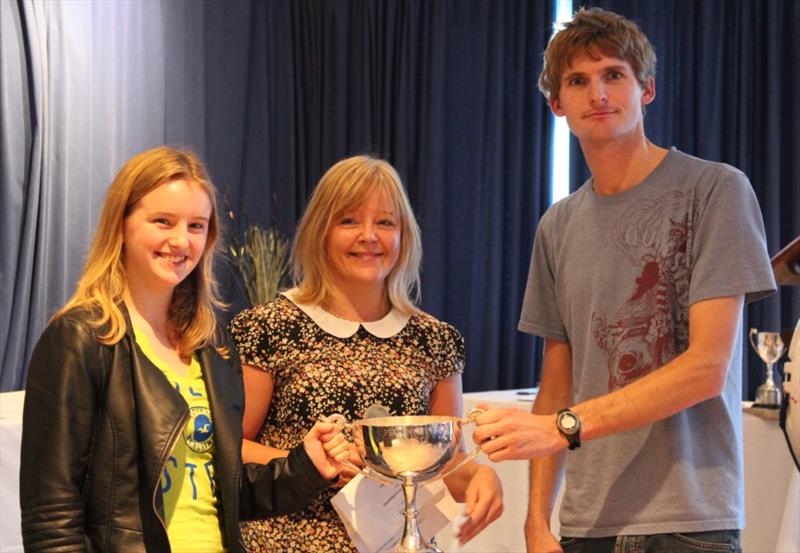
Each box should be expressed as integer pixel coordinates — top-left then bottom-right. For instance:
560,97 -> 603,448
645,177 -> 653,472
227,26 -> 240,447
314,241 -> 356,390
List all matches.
556,408 -> 581,450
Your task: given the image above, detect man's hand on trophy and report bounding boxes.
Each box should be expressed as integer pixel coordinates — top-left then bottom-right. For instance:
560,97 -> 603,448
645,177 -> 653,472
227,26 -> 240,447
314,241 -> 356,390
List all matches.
472,406 -> 565,461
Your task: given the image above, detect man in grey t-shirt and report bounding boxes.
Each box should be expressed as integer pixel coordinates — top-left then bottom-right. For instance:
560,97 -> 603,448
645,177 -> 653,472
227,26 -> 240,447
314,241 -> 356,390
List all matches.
472,7 -> 775,553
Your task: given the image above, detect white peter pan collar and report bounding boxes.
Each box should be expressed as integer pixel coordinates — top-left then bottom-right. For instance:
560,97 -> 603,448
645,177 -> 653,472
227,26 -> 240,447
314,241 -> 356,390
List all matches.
281,288 -> 411,339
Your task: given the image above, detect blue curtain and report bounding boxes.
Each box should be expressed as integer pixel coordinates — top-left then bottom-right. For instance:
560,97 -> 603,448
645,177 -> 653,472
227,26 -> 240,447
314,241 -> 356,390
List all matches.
4,0 -> 794,397
200,0 -> 555,392
1,0 -> 554,393
0,0 -> 208,391
570,0 -> 800,399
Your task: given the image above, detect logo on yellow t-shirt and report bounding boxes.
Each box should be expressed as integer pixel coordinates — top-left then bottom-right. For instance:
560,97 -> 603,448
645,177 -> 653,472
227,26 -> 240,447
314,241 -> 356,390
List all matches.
183,406 -> 214,453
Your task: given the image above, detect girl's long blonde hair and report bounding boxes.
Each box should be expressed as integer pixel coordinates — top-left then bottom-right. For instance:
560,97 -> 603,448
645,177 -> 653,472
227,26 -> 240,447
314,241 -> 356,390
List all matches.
292,155 -> 422,315
54,146 -> 224,357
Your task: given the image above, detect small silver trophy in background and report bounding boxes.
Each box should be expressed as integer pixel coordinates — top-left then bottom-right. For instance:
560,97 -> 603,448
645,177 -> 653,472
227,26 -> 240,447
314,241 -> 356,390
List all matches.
749,328 -> 785,407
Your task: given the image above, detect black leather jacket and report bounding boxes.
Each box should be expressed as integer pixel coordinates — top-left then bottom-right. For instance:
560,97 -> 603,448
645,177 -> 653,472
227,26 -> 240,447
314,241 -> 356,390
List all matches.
20,308 -> 331,552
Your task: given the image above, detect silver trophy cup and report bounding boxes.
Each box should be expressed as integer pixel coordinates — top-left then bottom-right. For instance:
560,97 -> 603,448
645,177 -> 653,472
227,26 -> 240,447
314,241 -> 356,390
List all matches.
749,328 -> 785,407
327,410 -> 483,553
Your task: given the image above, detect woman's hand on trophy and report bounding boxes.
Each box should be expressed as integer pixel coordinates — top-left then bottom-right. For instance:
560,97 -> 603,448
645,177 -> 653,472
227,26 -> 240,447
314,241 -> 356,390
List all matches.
457,464 -> 504,545
302,421 -> 350,481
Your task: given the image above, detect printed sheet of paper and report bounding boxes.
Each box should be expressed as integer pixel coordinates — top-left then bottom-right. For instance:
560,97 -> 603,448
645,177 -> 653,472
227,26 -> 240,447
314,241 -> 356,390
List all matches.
331,474 -> 461,552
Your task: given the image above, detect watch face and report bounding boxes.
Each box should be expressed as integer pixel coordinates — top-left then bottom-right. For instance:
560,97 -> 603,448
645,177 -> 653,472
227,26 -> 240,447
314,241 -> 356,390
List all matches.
559,412 -> 578,433
557,410 -> 581,449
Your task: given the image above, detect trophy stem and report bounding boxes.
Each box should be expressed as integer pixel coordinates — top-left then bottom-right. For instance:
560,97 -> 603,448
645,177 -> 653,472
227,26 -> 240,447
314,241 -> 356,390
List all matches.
755,361 -> 783,407
395,475 -> 442,553
765,362 -> 776,387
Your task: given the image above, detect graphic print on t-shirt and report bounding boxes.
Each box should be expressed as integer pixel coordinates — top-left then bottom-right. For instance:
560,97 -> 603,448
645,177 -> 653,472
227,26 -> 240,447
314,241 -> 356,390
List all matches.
183,405 -> 214,453
592,191 -> 691,391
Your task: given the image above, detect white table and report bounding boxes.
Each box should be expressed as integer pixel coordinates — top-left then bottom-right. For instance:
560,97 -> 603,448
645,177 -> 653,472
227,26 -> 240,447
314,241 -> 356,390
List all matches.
436,389 -> 800,553
740,405 -> 800,553
434,389 -> 556,552
0,391 -> 24,553
3,390 -> 798,553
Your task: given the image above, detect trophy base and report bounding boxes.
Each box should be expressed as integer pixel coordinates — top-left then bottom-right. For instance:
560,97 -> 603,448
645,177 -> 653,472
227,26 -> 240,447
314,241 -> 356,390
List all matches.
754,384 -> 782,407
394,537 -> 442,553
751,403 -> 781,410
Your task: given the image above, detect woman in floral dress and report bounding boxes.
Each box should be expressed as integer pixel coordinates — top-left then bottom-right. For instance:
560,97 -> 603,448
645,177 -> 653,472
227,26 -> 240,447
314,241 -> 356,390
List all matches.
230,155 -> 503,552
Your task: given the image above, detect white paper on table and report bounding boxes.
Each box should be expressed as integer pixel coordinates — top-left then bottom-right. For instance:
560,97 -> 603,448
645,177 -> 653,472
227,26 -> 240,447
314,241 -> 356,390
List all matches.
331,473 -> 460,553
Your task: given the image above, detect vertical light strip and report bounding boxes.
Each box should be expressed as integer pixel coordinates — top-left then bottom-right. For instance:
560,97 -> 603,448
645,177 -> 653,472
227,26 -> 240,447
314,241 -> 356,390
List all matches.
550,0 -> 573,204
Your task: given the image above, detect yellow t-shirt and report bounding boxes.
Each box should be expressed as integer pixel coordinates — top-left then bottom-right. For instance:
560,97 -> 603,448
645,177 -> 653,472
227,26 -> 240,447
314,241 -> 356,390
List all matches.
134,330 -> 226,553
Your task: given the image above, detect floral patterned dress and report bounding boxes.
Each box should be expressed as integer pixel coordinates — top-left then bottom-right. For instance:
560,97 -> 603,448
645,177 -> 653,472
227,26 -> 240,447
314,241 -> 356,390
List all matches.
229,290 -> 465,552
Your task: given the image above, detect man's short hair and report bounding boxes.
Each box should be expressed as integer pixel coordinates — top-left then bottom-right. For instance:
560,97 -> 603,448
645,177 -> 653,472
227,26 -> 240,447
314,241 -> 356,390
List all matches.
538,7 -> 656,102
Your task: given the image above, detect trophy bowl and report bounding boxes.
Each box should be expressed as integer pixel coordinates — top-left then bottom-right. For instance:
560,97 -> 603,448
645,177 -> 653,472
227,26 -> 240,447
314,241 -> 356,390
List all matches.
327,411 -> 482,553
354,415 -> 463,481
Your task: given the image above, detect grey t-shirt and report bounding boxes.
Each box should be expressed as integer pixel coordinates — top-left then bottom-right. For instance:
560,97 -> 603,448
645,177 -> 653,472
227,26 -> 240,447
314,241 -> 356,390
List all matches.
519,149 -> 775,537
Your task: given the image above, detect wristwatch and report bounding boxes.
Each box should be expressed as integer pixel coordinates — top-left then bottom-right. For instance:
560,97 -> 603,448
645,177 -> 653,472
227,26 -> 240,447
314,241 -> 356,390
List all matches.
556,408 -> 581,450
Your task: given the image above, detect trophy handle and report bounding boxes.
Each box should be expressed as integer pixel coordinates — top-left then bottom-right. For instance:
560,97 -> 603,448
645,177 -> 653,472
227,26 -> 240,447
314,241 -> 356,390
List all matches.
324,413 -> 351,431
749,327 -> 759,352
323,413 -> 399,486
437,407 -> 486,480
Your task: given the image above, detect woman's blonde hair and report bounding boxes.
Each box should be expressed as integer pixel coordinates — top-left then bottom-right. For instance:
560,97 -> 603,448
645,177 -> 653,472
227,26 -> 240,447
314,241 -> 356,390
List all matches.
291,155 -> 422,315
54,146 -> 224,357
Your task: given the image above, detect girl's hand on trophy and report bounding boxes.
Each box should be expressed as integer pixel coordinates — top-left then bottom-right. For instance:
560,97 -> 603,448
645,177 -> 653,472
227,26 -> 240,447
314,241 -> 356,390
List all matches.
322,427 -> 351,463
303,421 -> 348,481
458,464 -> 504,545
332,443 -> 364,487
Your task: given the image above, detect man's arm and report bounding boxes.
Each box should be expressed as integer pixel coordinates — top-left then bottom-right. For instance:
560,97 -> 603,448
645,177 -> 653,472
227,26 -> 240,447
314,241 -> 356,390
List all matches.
526,339 -> 572,553
473,294 -> 744,461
